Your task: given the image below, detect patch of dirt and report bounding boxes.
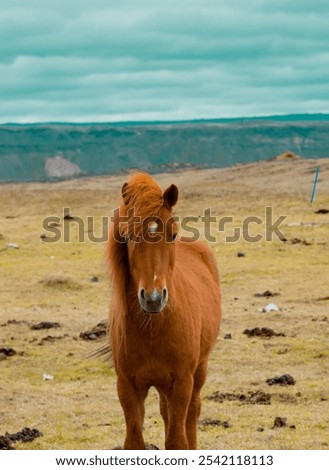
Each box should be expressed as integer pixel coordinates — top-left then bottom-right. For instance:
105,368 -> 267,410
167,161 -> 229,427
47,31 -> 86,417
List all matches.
274,151 -> 301,161
37,334 -> 69,346
276,393 -> 298,404
39,275 -> 82,290
266,374 -> 296,386
30,322 -> 61,330
254,290 -> 280,298
2,319 -> 29,327
243,327 -> 285,338
273,417 -> 296,429
315,208 -> 329,214
199,418 -> 231,429
80,321 -> 108,340
0,347 -> 16,357
0,428 -> 43,449
206,390 -> 271,405
288,238 -> 311,246
272,417 -> 287,428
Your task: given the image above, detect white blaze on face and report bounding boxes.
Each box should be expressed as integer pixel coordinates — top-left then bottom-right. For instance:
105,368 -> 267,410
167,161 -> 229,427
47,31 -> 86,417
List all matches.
148,221 -> 158,233
149,223 -> 158,288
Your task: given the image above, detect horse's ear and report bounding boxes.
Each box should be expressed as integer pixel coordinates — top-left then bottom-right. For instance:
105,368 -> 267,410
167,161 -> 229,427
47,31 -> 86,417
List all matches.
163,184 -> 178,209
121,182 -> 129,205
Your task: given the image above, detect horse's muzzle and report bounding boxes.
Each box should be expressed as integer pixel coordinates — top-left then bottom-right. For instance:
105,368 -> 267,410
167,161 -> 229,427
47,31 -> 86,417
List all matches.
138,287 -> 168,313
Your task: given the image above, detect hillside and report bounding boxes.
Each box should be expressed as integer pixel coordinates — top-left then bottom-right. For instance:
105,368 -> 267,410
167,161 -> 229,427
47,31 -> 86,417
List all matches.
0,117 -> 329,182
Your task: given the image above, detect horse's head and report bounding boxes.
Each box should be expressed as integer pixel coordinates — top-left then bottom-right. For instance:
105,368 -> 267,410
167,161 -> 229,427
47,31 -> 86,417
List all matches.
121,176 -> 178,314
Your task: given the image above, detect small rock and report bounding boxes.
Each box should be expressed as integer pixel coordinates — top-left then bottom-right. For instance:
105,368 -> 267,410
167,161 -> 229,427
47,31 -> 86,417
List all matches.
237,251 -> 245,257
266,374 -> 296,386
40,234 -> 48,240
254,290 -> 280,298
224,333 -> 232,340
80,321 -> 107,340
261,303 -> 280,313
273,417 -> 287,428
63,213 -> 75,220
6,243 -> 19,249
91,276 -> 99,283
0,347 -> 17,357
43,373 -> 54,381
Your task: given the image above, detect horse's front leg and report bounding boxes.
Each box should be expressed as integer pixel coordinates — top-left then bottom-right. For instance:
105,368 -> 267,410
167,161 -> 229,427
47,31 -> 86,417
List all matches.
165,376 -> 193,450
117,375 -> 148,450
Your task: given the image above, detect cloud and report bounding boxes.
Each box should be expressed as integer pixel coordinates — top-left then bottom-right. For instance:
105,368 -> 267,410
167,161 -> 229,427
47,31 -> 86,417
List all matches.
1,0 -> 329,122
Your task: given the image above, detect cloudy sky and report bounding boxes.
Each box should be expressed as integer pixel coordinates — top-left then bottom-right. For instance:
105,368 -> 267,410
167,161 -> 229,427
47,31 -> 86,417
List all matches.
1,0 -> 329,123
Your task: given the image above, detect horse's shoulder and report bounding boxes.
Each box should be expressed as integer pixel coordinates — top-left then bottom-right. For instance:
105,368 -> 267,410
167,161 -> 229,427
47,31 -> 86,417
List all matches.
177,237 -> 219,282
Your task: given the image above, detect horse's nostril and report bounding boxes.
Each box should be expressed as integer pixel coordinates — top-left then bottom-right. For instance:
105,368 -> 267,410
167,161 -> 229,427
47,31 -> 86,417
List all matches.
163,288 -> 167,299
140,288 -> 145,300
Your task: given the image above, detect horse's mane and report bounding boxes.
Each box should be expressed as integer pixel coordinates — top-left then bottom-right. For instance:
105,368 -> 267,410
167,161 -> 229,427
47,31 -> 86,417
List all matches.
107,172 -> 165,313
122,172 -> 163,218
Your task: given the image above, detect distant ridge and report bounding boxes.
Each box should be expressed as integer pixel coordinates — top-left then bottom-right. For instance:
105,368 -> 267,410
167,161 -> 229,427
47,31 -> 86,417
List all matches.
0,116 -> 328,182
2,113 -> 329,127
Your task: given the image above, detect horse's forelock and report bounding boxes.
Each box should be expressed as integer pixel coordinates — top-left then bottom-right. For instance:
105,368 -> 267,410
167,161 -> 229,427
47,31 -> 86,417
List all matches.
123,173 -> 163,215
120,173 -> 167,239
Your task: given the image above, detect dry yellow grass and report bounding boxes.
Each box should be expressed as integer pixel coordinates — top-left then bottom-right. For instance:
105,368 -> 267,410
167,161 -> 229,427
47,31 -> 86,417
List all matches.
0,158 -> 328,450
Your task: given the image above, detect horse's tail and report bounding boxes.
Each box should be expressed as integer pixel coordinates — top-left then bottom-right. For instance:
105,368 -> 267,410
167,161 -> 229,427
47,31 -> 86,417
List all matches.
87,337 -> 114,368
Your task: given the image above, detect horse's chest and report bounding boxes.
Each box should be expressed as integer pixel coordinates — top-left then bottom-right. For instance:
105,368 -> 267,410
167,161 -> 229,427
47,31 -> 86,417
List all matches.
128,333 -> 171,366
121,330 -> 192,389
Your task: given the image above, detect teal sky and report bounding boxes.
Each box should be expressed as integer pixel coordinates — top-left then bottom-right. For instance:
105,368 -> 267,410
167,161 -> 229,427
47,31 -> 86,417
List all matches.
1,0 -> 329,123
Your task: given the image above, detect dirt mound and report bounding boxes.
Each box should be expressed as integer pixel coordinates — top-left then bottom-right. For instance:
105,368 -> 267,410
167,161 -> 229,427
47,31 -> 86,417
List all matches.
206,390 -> 271,405
273,151 -> 301,161
266,374 -> 296,386
80,321 -> 108,340
243,327 -> 285,338
199,418 -> 231,429
0,428 -> 43,450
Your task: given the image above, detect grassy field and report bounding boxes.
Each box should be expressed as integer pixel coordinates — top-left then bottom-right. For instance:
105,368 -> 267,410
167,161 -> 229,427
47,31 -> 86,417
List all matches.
0,157 -> 328,450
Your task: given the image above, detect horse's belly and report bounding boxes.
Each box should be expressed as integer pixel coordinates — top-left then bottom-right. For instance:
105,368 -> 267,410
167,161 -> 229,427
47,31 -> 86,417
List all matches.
133,367 -> 175,391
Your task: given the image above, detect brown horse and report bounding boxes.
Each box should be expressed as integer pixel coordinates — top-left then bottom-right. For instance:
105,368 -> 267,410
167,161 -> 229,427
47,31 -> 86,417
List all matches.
107,172 -> 221,450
